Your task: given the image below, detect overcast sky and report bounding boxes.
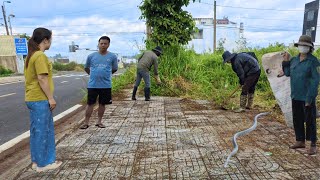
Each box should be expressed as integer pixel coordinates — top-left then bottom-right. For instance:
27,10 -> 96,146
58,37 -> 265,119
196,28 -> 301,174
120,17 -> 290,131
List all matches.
1,0 -> 312,56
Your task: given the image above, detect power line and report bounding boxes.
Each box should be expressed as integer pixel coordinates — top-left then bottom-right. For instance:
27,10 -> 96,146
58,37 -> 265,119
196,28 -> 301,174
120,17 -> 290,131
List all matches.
217,5 -> 303,12
239,17 -> 301,22
198,2 -> 303,12
201,25 -> 300,32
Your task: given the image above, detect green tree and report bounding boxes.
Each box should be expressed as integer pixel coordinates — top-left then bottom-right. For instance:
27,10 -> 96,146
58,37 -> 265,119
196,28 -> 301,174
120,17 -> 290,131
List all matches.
139,0 -> 197,46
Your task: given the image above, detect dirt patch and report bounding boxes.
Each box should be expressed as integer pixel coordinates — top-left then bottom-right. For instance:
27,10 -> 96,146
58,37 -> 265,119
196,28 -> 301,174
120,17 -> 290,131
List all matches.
180,98 -> 208,111
131,147 -> 150,176
113,91 -> 129,101
113,85 -> 132,101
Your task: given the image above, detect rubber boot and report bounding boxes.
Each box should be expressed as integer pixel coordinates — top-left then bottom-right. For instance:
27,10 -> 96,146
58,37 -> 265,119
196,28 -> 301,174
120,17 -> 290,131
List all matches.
246,93 -> 254,109
132,86 -> 138,100
234,95 -> 247,113
144,87 -> 150,101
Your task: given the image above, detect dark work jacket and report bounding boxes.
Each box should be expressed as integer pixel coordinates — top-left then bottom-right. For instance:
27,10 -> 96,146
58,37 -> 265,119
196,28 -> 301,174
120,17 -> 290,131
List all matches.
231,53 -> 260,85
282,53 -> 320,104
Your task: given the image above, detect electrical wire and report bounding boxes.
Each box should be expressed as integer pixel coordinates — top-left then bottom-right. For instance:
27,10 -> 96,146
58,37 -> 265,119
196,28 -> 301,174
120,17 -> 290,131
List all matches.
198,1 -> 304,12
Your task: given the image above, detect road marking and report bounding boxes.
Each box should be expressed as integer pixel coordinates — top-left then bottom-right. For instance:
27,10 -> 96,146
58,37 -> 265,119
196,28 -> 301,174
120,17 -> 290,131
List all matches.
0,104 -> 83,154
61,81 -> 68,83
0,81 -> 23,86
0,93 -> 16,98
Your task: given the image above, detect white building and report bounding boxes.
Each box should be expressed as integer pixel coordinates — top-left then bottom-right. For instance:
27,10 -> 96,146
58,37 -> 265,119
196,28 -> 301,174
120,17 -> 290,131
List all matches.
68,49 -> 97,64
188,17 -> 244,53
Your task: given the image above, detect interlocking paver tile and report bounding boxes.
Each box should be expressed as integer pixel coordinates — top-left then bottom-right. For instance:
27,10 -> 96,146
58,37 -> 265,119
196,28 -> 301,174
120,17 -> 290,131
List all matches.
14,96 -> 320,179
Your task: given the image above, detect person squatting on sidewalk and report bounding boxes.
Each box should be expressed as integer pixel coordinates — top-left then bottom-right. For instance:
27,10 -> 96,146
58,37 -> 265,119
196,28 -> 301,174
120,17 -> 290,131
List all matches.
131,46 -> 162,101
79,36 -> 118,129
222,51 -> 261,112
24,27 -> 62,172
282,35 -> 320,155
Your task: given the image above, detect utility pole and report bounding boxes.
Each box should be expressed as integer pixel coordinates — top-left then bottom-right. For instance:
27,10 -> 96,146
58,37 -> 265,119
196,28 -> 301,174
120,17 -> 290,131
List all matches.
213,0 -> 216,52
1,5 -> 9,35
2,1 -> 11,35
8,13 -> 14,35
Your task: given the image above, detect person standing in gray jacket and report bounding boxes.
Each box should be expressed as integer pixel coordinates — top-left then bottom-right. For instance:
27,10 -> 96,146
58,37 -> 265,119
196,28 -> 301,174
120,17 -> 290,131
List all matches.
222,51 -> 261,112
132,46 -> 162,101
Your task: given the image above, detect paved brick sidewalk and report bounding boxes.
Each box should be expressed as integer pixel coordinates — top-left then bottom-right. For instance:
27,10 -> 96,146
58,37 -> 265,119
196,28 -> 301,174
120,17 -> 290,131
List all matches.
14,96 -> 320,179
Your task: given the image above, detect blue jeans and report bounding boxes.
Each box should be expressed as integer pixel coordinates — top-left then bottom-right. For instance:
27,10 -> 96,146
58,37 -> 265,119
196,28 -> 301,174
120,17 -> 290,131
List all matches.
26,100 -> 56,167
135,69 -> 150,88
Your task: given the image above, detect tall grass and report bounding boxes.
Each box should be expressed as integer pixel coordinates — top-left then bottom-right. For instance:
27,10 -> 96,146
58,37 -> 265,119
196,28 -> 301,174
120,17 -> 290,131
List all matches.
151,43 -> 295,109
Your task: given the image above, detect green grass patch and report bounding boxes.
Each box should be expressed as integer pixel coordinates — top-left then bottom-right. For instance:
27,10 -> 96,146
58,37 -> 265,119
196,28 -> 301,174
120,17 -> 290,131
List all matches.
53,62 -> 84,71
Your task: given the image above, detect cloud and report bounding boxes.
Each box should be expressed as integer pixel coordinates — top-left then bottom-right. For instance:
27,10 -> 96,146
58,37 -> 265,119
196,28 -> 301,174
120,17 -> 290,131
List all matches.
186,0 -> 308,49
2,0 -> 313,56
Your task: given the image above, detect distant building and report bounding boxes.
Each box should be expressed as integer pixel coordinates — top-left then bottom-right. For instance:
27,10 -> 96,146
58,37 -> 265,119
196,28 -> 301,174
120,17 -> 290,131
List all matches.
303,0 -> 320,47
69,49 -> 97,64
188,17 -> 244,53
56,58 -> 69,64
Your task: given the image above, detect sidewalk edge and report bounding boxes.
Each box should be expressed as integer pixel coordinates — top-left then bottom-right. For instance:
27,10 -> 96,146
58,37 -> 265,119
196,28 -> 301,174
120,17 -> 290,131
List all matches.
0,104 -> 83,160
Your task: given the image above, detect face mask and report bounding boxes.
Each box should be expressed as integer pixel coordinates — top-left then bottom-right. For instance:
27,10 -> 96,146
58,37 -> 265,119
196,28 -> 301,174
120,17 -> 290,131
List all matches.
298,45 -> 310,54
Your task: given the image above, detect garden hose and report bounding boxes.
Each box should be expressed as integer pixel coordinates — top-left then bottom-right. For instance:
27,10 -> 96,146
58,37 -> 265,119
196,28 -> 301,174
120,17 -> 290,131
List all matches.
224,112 -> 270,168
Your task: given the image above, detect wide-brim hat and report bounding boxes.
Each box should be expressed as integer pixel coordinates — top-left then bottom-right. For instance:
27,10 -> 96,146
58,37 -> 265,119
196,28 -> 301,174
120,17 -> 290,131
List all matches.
222,51 -> 236,63
152,46 -> 163,54
294,35 -> 314,48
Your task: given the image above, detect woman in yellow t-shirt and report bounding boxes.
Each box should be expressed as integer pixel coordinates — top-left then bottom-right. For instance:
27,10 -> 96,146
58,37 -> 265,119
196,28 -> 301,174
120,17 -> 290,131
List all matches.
24,27 -> 62,172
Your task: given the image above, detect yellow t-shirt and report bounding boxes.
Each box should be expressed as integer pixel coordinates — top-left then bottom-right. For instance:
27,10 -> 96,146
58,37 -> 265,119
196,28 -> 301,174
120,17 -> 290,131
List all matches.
24,51 -> 54,101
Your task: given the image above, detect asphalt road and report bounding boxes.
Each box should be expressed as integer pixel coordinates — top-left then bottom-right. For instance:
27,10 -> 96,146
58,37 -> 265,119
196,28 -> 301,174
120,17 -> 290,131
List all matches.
0,72 -> 89,146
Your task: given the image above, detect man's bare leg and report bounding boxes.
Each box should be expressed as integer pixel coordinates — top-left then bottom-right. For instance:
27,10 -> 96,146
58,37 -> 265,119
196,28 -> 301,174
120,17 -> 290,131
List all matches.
96,104 -> 106,128
80,105 -> 94,129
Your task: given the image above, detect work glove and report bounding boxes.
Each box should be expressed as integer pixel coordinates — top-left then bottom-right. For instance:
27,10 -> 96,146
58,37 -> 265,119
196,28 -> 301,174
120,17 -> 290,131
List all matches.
155,75 -> 161,85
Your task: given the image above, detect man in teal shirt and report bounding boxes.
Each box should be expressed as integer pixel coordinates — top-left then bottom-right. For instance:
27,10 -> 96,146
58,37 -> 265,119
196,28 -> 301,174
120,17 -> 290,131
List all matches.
282,35 -> 320,155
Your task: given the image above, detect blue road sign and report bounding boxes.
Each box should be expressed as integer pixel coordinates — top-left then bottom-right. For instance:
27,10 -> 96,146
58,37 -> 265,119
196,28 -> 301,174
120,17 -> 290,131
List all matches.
14,38 -> 28,55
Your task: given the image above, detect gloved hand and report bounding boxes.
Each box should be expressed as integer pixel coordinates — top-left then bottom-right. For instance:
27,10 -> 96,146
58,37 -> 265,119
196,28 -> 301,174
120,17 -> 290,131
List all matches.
155,75 -> 161,85
281,51 -> 291,61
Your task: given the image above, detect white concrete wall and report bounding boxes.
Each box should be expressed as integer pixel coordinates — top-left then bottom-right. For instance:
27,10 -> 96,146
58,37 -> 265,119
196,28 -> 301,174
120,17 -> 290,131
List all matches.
68,50 -> 97,64
187,23 -> 240,53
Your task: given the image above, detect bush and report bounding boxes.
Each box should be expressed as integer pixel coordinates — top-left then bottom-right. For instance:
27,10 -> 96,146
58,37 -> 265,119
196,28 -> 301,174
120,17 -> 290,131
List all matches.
53,62 -> 83,71
0,65 -> 14,76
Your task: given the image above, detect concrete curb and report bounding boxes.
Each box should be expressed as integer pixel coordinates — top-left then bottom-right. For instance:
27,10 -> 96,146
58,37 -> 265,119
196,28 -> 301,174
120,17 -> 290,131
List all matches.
0,104 -> 83,160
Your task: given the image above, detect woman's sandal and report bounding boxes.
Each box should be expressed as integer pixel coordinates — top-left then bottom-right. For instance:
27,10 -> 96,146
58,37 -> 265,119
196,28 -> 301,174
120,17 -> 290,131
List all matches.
36,161 -> 62,172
